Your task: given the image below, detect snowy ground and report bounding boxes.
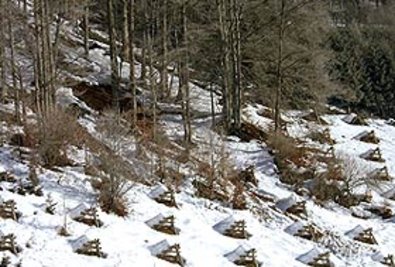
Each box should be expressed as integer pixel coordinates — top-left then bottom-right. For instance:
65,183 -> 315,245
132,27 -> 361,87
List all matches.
3,100 -> 395,267
2,18 -> 395,267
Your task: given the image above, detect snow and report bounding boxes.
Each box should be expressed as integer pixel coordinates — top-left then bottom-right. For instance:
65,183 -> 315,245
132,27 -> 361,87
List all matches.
342,113 -> 358,124
382,187 -> 395,199
148,184 -> 168,200
148,239 -> 171,256
224,245 -> 252,262
4,12 -> 395,267
345,225 -> 366,239
275,194 -> 300,212
212,216 -> 236,235
360,148 -> 378,159
296,248 -> 328,264
69,203 -> 90,219
352,130 -> 371,140
145,213 -> 166,228
284,221 -> 305,236
71,235 -> 90,251
371,251 -> 394,264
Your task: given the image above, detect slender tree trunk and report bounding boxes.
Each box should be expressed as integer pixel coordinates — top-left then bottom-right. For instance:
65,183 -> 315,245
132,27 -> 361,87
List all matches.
232,0 -> 242,130
274,0 -> 285,132
140,1 -> 148,81
217,0 -> 232,131
44,0 -> 56,109
129,0 -> 137,126
122,0 -> 129,61
210,83 -> 216,128
23,0 -> 27,12
33,0 -> 43,116
181,0 -> 191,144
160,0 -> 168,99
18,67 -> 27,123
107,0 -> 120,111
83,0 -> 90,57
0,0 -> 6,103
39,0 -> 49,114
8,17 -> 21,124
147,0 -> 157,140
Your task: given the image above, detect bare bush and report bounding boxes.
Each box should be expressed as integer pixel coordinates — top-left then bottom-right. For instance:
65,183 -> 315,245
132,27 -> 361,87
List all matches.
307,130 -> 334,145
338,154 -> 377,194
193,133 -> 235,202
96,110 -> 132,153
95,151 -> 134,217
94,111 -> 137,216
267,132 -> 311,185
27,108 -> 85,167
311,174 -> 341,203
268,133 -> 304,164
311,154 -> 380,207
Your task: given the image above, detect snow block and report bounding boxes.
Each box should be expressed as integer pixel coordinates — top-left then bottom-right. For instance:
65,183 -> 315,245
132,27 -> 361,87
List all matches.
148,240 -> 185,266
148,184 -> 177,208
345,225 -> 377,245
224,245 -> 260,267
213,216 -> 251,239
296,248 -> 333,267
145,213 -> 180,235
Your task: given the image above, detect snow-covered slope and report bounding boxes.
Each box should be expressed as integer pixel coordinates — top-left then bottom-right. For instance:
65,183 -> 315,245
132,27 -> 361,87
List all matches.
2,17 -> 395,267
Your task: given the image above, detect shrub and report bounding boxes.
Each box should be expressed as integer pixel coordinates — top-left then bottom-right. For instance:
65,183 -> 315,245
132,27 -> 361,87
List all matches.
267,132 -> 311,185
94,151 -> 134,217
26,108 -> 85,168
267,132 -> 306,167
307,130 -> 334,145
311,155 -> 381,208
310,174 -> 341,202
98,191 -> 129,217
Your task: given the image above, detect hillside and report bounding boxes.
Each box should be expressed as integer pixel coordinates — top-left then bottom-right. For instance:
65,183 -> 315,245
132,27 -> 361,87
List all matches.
1,1 -> 395,267
1,25 -> 395,266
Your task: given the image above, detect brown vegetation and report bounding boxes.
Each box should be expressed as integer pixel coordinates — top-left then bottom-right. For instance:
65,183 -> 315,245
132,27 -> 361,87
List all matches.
21,108 -> 86,168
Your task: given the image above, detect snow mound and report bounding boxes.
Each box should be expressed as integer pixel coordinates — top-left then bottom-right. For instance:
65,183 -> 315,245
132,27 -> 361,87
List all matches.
71,235 -> 90,251
148,239 -> 171,256
345,225 -> 365,239
224,245 -> 252,262
284,221 -> 305,235
296,248 -> 329,265
275,194 -> 300,212
148,184 -> 168,199
69,203 -> 90,219
212,216 -> 237,234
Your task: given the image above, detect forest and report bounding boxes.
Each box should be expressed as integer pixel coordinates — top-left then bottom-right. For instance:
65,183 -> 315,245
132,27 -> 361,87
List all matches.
1,2 -> 395,266
0,0 -> 394,136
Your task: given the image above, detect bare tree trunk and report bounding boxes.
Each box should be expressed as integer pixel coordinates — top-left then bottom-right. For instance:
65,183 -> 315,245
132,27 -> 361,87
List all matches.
210,83 -> 216,128
129,0 -> 137,126
83,0 -> 90,57
231,0 -> 242,130
23,0 -> 27,12
18,67 -> 27,123
217,0 -> 232,131
0,0 -> 6,103
274,0 -> 285,132
107,0 -> 120,111
122,0 -> 129,61
160,0 -> 168,99
33,0 -> 43,116
140,1 -> 148,81
43,0 -> 56,109
147,0 -> 157,140
39,0 -> 49,114
8,16 -> 21,124
181,0 -> 191,144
